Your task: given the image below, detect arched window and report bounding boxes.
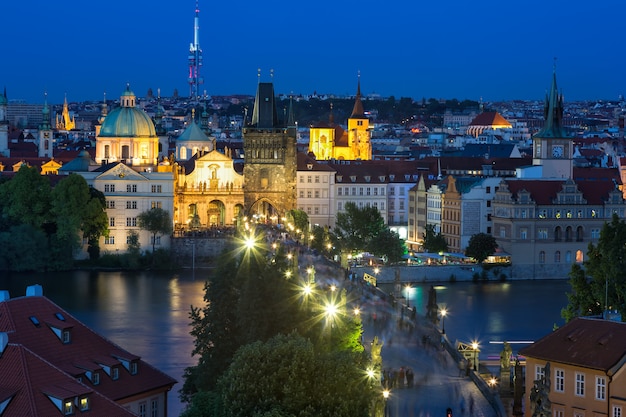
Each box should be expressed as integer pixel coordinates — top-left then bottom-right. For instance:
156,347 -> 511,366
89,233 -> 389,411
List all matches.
576,250 -> 584,263
554,227 -> 562,242
565,251 -> 572,263
576,226 -> 583,242
539,251 -> 546,264
565,226 -> 572,242
554,251 -> 561,263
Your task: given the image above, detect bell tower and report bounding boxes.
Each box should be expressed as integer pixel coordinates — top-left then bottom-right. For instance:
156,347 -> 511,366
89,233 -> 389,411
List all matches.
347,74 -> 371,160
532,67 -> 573,179
38,92 -> 53,158
242,78 -> 297,221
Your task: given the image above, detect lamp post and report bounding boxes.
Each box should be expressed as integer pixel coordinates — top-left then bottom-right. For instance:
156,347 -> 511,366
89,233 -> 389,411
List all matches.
440,307 -> 447,334
405,285 -> 412,308
382,389 -> 390,417
472,341 -> 479,371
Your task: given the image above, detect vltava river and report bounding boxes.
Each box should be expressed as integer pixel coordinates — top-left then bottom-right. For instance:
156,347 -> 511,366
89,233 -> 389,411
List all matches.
1,270 -> 571,416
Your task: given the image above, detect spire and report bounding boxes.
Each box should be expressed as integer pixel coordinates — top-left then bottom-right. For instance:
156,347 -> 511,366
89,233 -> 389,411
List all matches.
98,92 -> 108,125
329,102 -> 335,125
535,63 -> 567,138
287,93 -> 295,127
350,72 -> 365,118
40,91 -> 51,130
251,81 -> 278,128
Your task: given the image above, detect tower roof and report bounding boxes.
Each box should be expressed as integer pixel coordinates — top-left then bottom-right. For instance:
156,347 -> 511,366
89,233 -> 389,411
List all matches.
350,77 -> 365,118
250,82 -> 278,128
0,87 -> 7,105
177,120 -> 210,142
534,68 -> 568,139
99,85 -> 156,138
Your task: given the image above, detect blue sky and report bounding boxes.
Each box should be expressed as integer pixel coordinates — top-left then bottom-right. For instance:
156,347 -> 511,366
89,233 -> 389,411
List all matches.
1,0 -> 625,104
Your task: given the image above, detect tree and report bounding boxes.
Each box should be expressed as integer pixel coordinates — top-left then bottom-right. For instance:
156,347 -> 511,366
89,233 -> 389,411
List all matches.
216,333 -> 374,417
287,209 -> 309,242
562,214 -> 626,321
333,202 -> 404,262
422,224 -> 448,253
137,207 -> 173,254
0,164 -> 51,230
465,233 -> 498,263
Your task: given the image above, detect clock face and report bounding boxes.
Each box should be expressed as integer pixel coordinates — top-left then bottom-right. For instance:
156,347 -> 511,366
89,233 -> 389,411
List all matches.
552,145 -> 564,158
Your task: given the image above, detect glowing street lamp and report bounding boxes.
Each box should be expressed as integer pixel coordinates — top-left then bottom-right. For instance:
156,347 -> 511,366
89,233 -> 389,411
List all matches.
472,341 -> 479,371
440,307 -> 447,334
382,389 -> 390,417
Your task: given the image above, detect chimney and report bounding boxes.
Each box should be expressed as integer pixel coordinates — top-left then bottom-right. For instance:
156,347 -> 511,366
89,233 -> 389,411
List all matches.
26,285 -> 43,297
0,290 -> 9,302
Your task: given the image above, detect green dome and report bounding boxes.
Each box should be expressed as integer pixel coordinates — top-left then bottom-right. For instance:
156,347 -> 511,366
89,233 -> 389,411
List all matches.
99,106 -> 157,137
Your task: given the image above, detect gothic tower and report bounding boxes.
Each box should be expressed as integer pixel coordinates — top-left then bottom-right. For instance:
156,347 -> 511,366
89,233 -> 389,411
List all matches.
56,94 -> 76,131
347,75 -> 372,160
532,67 -> 573,179
38,93 -> 53,158
242,81 -> 297,221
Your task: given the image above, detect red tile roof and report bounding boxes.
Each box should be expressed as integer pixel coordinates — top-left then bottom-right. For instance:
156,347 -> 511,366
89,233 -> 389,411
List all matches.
0,343 -> 135,416
520,317 -> 626,371
0,293 -> 176,404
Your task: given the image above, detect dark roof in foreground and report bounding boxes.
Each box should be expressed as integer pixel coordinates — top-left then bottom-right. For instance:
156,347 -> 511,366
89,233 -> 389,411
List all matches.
520,317 -> 626,372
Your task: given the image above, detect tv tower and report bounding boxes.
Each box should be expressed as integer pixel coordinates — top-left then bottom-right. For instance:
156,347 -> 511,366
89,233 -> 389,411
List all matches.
188,1 -> 203,99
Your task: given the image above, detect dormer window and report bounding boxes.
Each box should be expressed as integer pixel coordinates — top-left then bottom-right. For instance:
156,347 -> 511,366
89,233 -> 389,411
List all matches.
337,175 -> 343,182
63,399 -> 73,415
389,175 -> 395,181
62,329 -> 71,344
29,316 -> 41,327
350,176 -> 356,182
364,176 -> 371,182
79,396 -> 90,411
112,367 -> 119,380
93,372 -> 100,385
130,361 -> 138,375
307,163 -> 313,170
405,174 -> 410,181
55,313 -> 65,321
379,176 -> 385,182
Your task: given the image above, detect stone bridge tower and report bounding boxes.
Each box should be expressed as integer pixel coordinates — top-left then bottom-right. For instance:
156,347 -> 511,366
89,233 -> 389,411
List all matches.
242,81 -> 297,221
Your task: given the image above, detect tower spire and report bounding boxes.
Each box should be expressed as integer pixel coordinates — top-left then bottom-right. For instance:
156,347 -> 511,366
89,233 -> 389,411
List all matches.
188,0 -> 203,99
535,62 -> 567,138
350,71 -> 365,118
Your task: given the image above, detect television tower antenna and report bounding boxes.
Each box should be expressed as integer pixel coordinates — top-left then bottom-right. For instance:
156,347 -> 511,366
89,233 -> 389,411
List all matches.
188,1 -> 203,99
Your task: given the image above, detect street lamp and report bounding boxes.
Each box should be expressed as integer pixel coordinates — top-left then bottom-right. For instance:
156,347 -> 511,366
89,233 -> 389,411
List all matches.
382,389 -> 390,417
405,285 -> 412,308
472,341 -> 479,371
440,307 -> 447,334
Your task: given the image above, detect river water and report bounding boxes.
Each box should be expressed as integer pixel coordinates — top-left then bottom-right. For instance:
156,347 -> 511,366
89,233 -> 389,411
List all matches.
0,270 -> 571,416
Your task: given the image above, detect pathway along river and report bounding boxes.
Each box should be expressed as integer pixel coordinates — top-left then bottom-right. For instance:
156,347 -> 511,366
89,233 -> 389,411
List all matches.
1,270 -> 571,416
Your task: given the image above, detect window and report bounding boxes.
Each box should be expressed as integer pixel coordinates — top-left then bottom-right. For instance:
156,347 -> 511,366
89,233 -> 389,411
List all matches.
64,399 -> 73,415
535,365 -> 545,382
554,410 -> 564,417
486,186 -> 491,194
130,362 -> 138,375
126,184 -> 137,193
151,185 -> 162,193
374,188 -> 378,196
139,402 -> 147,417
299,176 -> 303,183
380,202 -> 385,210
539,251 -> 545,264
79,397 -> 89,411
399,201 -> 405,210
314,207 -> 319,215
93,372 -> 100,385
575,372 -> 585,397
126,201 -> 137,209
314,191 -> 320,198
105,236 -> 115,245
127,217 -> 137,227
104,184 -> 115,193
151,201 -> 162,209
106,200 -> 115,209
555,369 -> 564,392
591,229 -> 600,239
151,236 -> 161,246
151,399 -> 158,417
337,188 -> 342,196
499,227 -> 506,238
538,228 -> 548,239
596,376 -> 606,400
520,228 -> 527,240
614,406 -> 622,417
299,191 -> 304,198
337,202 -> 343,211
307,191 -> 312,198
487,200 -> 491,208
109,217 -> 115,227
62,330 -> 71,344
359,187 -> 363,196
307,176 -> 312,183
112,367 -> 119,380
315,175 -> 320,183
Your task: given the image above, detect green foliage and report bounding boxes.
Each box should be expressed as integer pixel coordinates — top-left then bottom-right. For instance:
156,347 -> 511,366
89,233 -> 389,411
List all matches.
0,225 -> 48,271
465,233 -> 498,263
333,202 -> 404,262
137,207 -> 173,254
0,165 -> 51,229
422,224 -> 448,254
562,214 -> 626,322
217,333 -> 373,417
287,209 -> 309,240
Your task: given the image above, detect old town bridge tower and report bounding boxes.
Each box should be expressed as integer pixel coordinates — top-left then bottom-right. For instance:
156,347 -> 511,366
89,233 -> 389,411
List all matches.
242,81 -> 297,221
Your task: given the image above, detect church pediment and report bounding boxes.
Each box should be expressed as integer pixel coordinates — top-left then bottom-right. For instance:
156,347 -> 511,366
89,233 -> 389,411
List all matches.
196,150 -> 233,163
96,163 -> 148,181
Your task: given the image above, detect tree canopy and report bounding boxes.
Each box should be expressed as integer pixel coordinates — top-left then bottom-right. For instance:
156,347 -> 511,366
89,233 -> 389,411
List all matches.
137,207 -> 173,254
333,202 -> 405,262
562,214 -> 626,321
465,233 -> 498,263
422,224 -> 448,254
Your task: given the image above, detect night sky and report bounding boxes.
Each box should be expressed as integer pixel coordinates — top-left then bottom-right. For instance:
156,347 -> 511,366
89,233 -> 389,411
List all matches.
1,0 -> 624,104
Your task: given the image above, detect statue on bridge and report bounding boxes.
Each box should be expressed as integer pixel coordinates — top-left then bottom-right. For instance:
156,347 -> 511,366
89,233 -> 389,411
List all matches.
530,362 -> 551,417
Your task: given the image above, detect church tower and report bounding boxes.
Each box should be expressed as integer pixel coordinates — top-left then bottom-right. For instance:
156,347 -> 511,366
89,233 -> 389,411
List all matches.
347,75 -> 371,160
0,87 -> 8,156
532,68 -> 573,179
242,80 -> 297,221
38,93 -> 53,158
56,94 -> 76,131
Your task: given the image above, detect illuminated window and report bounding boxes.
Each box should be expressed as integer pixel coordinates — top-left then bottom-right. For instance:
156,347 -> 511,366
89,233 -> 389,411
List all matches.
64,400 -> 73,415
80,397 -> 89,411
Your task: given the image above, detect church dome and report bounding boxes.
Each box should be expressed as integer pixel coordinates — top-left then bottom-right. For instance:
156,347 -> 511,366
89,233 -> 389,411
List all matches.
99,84 -> 156,138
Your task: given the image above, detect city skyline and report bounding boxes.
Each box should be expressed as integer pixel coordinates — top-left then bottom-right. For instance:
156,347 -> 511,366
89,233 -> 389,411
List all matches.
1,0 -> 625,104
